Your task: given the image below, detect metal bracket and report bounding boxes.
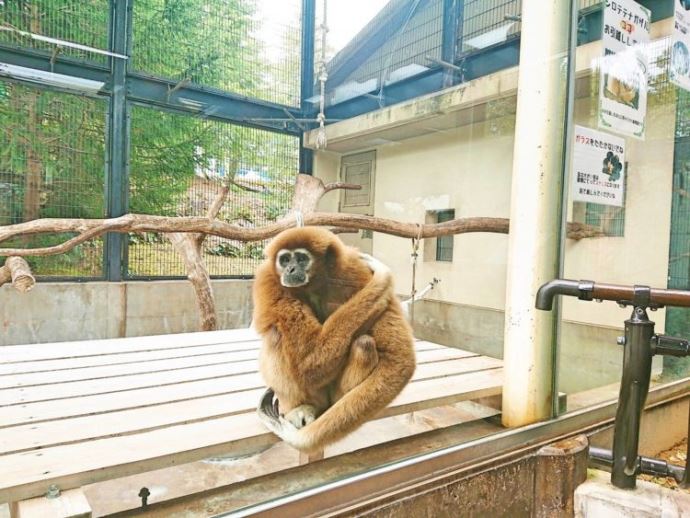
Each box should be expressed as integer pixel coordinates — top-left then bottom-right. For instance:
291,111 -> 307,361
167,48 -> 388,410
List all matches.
615,284 -> 663,310
577,280 -> 594,301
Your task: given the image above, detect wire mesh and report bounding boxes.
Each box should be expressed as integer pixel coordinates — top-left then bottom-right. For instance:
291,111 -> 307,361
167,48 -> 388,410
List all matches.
0,79 -> 106,277
460,0 -> 520,55
0,0 -> 110,63
664,90 -> 690,376
128,105 -> 299,278
131,0 -> 302,107
323,0 -> 443,106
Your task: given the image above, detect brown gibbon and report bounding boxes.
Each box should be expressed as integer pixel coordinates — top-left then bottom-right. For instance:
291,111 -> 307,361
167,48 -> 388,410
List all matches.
253,226 -> 416,452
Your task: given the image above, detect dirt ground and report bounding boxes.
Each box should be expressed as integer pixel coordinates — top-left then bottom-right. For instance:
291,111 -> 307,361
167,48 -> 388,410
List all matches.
639,437 -> 690,490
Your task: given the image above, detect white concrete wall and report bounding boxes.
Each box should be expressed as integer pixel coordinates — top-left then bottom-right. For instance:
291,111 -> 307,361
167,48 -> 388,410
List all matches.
0,279 -> 253,346
315,118 -> 514,310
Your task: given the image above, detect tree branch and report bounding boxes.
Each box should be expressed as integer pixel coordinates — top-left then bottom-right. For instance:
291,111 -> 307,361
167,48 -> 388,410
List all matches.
0,214 -> 602,257
0,257 -> 35,292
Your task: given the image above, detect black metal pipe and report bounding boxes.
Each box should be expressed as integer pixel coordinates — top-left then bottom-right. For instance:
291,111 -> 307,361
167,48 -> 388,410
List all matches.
590,446 -> 685,483
611,306 -> 655,489
535,279 -> 583,310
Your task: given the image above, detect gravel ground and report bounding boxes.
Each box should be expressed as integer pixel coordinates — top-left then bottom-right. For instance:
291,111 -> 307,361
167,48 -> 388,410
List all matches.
639,438 -> 689,490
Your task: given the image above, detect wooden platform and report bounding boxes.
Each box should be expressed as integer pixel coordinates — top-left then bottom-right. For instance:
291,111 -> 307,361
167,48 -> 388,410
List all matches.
0,328 -> 503,506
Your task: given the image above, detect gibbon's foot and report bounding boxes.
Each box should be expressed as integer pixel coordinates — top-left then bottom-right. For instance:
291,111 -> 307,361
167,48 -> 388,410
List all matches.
258,388 -> 307,449
284,404 -> 318,428
358,253 -> 390,277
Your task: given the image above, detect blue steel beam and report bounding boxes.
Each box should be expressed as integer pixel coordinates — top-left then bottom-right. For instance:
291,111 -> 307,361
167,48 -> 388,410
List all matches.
441,0 -> 463,87
126,73 -> 303,135
0,44 -> 303,135
104,0 -> 131,281
299,0 -> 316,174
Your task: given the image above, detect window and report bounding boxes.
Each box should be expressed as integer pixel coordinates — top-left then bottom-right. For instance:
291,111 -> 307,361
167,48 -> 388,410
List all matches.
340,151 -> 374,208
435,209 -> 455,261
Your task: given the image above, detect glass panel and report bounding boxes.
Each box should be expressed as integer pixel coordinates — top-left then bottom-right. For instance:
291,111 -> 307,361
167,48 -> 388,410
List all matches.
0,80 -> 106,277
558,4 -> 690,411
128,105 -> 299,278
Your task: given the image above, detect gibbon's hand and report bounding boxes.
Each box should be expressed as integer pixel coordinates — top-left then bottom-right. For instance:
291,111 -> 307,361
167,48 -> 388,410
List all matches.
258,388 -> 306,448
359,253 -> 391,279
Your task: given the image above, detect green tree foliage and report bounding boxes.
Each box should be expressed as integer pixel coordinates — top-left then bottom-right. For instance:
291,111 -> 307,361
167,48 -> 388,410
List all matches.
0,0 -> 301,276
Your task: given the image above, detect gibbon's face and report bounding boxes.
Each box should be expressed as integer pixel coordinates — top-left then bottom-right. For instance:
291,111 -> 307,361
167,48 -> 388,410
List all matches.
276,248 -> 314,288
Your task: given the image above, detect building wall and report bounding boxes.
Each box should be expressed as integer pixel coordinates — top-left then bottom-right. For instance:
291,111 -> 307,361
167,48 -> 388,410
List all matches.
312,46 -> 674,392
0,279 -> 253,346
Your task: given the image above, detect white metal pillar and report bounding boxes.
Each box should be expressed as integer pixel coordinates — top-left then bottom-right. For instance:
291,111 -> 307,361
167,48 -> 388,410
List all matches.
502,0 -> 575,427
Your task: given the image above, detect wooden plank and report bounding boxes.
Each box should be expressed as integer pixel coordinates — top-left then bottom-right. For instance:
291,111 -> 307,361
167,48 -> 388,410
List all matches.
0,355 -> 259,389
415,348 -> 477,364
0,374 -> 264,428
0,341 -> 443,385
1,328 -> 261,363
0,347 -> 473,406
383,368 -> 503,417
0,342 -> 257,376
14,488 -> 92,518
0,338 -> 440,377
0,388 -> 267,456
0,349 -> 489,426
0,412 -> 276,504
0,360 -> 261,406
0,369 -> 502,503
414,355 -> 502,380
0,357 -> 503,454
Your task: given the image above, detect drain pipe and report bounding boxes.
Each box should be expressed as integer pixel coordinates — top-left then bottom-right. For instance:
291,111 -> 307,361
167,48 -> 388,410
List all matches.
502,0 -> 576,427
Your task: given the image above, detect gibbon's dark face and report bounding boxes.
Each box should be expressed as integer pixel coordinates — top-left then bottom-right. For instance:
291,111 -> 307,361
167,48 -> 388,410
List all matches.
276,248 -> 314,288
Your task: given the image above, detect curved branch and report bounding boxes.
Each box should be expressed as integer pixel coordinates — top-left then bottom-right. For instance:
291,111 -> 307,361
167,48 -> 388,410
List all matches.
323,182 -> 362,193
0,213 -> 601,257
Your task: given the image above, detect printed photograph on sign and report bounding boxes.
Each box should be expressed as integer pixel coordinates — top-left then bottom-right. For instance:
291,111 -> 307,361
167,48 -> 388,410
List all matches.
572,126 -> 626,207
598,0 -> 651,139
672,0 -> 690,91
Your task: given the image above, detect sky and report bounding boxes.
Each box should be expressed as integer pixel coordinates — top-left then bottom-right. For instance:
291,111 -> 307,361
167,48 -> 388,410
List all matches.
256,0 -> 390,57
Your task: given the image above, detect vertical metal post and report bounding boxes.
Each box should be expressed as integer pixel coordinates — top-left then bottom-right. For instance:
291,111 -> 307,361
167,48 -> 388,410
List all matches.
299,0 -> 316,175
441,0 -> 463,87
502,0 -> 575,427
105,0 -> 131,281
611,307 -> 655,489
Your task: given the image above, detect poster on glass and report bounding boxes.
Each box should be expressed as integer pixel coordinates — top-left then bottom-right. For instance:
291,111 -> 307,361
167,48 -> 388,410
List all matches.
598,0 -> 651,139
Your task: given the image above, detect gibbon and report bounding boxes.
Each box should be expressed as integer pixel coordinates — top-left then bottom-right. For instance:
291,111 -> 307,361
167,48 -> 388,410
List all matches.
253,226 -> 416,452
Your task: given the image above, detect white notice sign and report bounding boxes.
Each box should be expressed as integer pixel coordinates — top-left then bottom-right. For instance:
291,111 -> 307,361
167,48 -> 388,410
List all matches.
671,0 -> 690,91
599,0 -> 651,139
572,126 -> 625,207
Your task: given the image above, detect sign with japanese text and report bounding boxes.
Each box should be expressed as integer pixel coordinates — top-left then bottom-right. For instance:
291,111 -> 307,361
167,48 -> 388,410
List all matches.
599,0 -> 651,139
671,0 -> 690,91
572,125 -> 625,207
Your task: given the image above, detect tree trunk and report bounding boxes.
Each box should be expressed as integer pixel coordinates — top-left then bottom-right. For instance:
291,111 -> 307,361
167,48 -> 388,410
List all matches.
23,89 -> 42,223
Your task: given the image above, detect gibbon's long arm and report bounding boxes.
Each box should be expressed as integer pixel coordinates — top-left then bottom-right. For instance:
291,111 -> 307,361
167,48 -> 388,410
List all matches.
261,262 -> 392,388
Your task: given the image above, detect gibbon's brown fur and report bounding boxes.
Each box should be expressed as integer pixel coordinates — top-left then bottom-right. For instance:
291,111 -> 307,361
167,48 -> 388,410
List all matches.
253,226 -> 416,452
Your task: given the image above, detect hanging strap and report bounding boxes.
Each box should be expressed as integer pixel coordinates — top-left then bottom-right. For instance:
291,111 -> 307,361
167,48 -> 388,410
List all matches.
409,224 -> 423,325
315,0 -> 329,149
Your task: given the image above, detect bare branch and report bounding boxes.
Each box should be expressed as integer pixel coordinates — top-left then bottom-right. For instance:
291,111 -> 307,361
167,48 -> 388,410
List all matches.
323,182 -> 362,193
0,257 -> 35,292
0,214 -> 601,257
168,233 -> 216,331
229,179 -> 264,193
206,185 -> 230,220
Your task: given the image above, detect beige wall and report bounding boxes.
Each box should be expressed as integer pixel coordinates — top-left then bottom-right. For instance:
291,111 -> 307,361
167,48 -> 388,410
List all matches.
315,118 -> 514,310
